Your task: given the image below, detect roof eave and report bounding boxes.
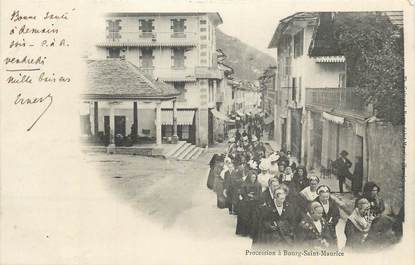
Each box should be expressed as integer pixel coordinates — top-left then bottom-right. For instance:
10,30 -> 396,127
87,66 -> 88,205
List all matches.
81,94 -> 179,100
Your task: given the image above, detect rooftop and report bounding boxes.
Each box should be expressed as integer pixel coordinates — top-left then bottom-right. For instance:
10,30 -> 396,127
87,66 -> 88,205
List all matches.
268,12 -> 318,48
83,59 -> 180,100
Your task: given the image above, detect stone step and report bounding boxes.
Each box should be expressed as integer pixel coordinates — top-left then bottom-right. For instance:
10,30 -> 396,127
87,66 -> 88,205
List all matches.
170,142 -> 190,158
165,141 -> 186,157
190,148 -> 204,160
182,146 -> 200,160
177,145 -> 196,160
172,143 -> 192,159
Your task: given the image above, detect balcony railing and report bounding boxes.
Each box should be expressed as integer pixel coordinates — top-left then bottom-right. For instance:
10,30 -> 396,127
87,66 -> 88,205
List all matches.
99,31 -> 198,47
306,87 -> 372,116
154,67 -> 196,82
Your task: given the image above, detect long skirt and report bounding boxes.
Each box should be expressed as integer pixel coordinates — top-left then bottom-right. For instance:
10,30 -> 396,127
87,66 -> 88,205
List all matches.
207,167 -> 215,190
236,200 -> 258,237
214,178 -> 227,209
253,221 -> 294,249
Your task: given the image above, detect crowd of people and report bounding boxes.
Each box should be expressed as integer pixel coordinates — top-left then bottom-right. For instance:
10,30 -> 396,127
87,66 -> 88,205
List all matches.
206,131 -> 403,252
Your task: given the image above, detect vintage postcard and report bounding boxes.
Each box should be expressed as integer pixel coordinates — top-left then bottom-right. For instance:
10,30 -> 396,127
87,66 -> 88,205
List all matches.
1,0 -> 414,264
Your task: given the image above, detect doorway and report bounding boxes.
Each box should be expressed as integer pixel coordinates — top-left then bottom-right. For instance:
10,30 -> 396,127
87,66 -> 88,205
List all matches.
115,116 -> 126,136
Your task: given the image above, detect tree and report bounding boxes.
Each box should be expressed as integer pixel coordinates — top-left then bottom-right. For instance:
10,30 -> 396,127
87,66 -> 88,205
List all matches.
333,12 -> 404,125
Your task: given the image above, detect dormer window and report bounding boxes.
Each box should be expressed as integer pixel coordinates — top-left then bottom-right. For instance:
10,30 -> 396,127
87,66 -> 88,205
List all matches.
139,19 -> 155,38
171,19 -> 186,38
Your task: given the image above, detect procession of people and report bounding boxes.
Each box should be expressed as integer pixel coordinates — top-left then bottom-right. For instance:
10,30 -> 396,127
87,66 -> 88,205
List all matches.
206,126 -> 403,252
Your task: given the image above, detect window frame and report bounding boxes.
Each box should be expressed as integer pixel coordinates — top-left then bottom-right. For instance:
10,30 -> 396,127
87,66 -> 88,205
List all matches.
293,29 -> 304,58
171,48 -> 186,68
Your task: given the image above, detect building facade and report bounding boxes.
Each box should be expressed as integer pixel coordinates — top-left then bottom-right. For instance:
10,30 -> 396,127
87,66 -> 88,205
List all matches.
92,12 -> 223,147
259,66 -> 277,140
269,12 -> 404,212
80,59 -> 180,148
269,13 -> 347,162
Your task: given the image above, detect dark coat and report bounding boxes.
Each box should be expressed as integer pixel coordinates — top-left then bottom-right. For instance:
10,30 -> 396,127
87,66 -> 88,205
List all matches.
367,197 -> 385,218
344,219 -> 368,251
261,188 -> 274,207
332,156 -> 352,179
296,214 -> 333,249
207,154 -> 221,190
213,165 -> 226,209
224,169 -> 244,211
253,200 -> 297,248
291,173 -> 309,193
352,158 -> 363,194
314,197 -> 341,243
366,215 -> 398,249
236,181 -> 262,237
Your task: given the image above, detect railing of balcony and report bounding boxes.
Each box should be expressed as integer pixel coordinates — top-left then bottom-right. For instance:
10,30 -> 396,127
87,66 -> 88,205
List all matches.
105,31 -> 198,44
153,67 -> 196,82
306,87 -> 371,116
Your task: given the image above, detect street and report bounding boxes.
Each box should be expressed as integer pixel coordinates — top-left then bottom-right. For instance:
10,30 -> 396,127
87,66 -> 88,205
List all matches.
85,146 -> 346,250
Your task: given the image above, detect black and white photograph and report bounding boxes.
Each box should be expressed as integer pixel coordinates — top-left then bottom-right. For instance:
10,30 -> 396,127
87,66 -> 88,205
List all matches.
1,0 -> 414,264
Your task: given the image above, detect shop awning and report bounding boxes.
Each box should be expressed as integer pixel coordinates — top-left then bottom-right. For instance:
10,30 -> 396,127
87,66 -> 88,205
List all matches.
314,56 -> 346,63
210,109 -> 234,123
236,110 -> 244,116
264,116 -> 274,125
322,112 -> 344,124
161,110 -> 195,125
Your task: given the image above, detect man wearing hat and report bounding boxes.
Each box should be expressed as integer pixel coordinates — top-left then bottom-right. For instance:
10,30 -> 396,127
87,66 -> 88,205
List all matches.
332,150 -> 353,193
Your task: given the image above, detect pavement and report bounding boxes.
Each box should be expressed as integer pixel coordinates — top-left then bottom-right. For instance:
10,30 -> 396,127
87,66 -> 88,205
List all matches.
85,142 -> 352,251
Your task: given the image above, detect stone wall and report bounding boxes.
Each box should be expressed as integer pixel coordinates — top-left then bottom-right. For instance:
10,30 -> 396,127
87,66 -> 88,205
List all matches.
366,122 -> 404,215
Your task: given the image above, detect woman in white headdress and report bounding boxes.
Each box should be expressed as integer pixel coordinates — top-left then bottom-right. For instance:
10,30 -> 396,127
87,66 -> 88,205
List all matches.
257,159 -> 272,192
268,153 -> 280,177
299,175 -> 320,212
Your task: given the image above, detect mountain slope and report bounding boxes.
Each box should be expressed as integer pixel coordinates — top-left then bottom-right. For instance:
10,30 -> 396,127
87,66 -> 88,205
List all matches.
216,28 -> 275,81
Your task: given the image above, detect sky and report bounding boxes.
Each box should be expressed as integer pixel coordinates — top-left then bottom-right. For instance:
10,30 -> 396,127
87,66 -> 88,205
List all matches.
212,2 -> 297,57
83,0 -> 302,57
83,0 -> 409,57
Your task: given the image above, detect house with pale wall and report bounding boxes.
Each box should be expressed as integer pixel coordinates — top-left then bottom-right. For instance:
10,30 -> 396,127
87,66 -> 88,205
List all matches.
269,11 -> 404,212
88,12 -> 223,147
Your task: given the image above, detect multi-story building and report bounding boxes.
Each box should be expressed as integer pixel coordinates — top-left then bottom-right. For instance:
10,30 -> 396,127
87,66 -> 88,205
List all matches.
269,12 -> 347,162
92,12 -> 223,147
269,12 -> 404,212
231,81 -> 261,115
259,66 -> 277,139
